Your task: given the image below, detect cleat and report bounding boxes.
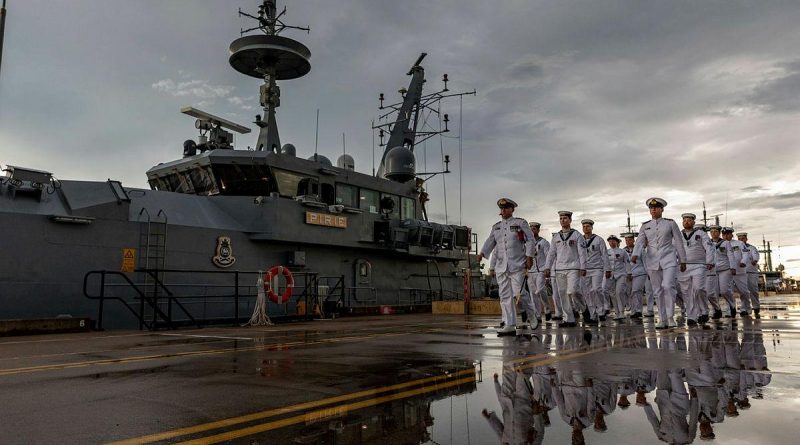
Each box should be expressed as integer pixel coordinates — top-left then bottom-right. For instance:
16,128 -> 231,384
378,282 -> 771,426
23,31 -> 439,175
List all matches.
497,325 -> 517,336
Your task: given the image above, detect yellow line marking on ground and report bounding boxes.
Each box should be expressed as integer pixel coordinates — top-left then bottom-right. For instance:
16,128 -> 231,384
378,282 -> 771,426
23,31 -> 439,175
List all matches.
105,369 -> 476,445
173,376 -> 477,445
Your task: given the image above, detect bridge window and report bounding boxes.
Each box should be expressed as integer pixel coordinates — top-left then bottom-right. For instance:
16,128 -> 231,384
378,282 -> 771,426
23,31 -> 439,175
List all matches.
359,189 -> 379,213
336,184 -> 358,207
273,168 -> 318,198
401,197 -> 416,220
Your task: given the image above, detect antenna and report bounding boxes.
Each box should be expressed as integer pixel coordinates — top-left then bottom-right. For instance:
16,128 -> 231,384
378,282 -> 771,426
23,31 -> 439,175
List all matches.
315,108 -> 319,155
342,132 -> 346,155
0,0 -> 6,78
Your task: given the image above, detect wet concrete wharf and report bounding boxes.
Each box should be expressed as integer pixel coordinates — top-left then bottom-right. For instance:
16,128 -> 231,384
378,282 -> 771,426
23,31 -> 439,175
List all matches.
2,296 -> 799,444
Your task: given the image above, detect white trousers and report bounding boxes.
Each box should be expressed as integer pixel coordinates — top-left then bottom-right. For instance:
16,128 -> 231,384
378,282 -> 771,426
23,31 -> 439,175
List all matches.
678,264 -> 707,321
645,277 -> 655,314
746,273 -> 761,309
731,270 -> 751,312
526,271 -> 549,317
605,275 -> 628,318
629,275 -> 646,314
555,270 -> 580,323
647,266 -> 678,322
582,269 -> 605,318
707,269 -> 734,312
497,270 -> 526,327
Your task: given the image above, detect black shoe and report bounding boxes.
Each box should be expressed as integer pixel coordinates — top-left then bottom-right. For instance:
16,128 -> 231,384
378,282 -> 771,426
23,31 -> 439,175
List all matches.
740,311 -> 748,317
605,309 -> 610,316
521,311 -> 529,323
644,313 -> 655,318
585,318 -> 598,326
582,309 -> 591,321
699,314 -> 709,324
754,309 -> 761,319
559,321 -> 577,328
498,321 -> 506,328
730,308 -> 736,318
631,312 -> 642,319
687,319 -> 698,327
545,313 -> 552,321
573,310 -> 580,319
712,310 -> 722,320
599,315 -> 607,322
552,315 -> 563,321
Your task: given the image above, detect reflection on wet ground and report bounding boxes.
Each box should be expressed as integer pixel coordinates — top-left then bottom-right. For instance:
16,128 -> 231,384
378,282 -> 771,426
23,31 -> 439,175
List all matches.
1,296 -> 799,444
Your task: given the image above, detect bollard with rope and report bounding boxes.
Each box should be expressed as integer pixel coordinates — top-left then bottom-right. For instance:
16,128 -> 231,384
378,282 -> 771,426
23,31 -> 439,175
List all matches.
244,270 -> 273,326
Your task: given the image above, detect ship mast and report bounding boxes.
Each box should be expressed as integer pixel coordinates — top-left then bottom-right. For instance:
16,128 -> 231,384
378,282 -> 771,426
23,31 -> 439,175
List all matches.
230,1 -> 310,152
0,0 -> 7,78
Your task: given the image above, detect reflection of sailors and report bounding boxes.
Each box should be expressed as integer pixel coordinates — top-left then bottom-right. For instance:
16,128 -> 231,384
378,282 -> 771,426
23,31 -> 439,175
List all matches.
553,367 -> 593,445
686,329 -> 726,440
592,376 -> 618,433
643,368 -> 696,444
530,361 -> 557,445
483,342 -> 535,445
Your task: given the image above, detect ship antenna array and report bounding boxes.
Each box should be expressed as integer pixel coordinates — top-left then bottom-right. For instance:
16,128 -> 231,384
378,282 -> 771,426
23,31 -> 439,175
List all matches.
372,53 -> 476,179
230,1 -> 311,153
620,209 -> 638,236
701,201 -> 722,227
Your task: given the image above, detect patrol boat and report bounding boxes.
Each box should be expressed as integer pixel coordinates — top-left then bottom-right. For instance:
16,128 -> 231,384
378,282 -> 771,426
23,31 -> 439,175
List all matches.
0,1 -> 474,329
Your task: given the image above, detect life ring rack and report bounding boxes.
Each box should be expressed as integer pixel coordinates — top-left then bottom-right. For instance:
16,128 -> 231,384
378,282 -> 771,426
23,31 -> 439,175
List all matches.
264,266 -> 294,304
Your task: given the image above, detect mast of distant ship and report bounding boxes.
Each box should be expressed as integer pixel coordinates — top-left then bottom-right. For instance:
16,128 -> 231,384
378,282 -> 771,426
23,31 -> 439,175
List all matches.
0,0 -> 7,78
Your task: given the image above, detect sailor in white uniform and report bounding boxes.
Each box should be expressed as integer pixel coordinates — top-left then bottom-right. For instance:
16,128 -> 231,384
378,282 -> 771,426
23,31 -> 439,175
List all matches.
677,213 -> 714,326
579,219 -> 611,324
477,198 -> 536,335
527,221 -> 551,322
631,198 -> 688,329
723,227 -> 749,318
623,232 -> 646,318
545,210 -> 587,328
728,230 -> 753,317
605,235 -> 632,321
706,225 -> 736,320
738,232 -> 762,318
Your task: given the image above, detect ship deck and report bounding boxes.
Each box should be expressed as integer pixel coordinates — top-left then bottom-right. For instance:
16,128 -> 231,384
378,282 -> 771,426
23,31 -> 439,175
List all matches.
2,295 -> 799,444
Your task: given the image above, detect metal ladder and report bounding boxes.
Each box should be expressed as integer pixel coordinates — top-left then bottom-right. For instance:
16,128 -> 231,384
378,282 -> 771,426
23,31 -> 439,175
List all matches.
138,208 -> 168,327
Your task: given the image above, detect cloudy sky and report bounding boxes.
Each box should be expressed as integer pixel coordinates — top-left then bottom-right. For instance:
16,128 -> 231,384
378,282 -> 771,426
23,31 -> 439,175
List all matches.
1,0 -> 799,276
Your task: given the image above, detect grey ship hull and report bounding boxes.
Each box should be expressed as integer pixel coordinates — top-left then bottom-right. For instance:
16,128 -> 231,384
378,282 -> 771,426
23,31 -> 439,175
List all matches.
0,177 -> 470,328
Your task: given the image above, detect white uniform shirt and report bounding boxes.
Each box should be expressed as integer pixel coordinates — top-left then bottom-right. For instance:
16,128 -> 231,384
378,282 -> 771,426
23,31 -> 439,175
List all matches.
709,238 -> 736,271
480,217 -> 535,274
729,239 -> 747,273
743,243 -> 760,273
607,247 -> 632,279
632,218 -> 688,270
531,236 -> 550,272
625,246 -> 647,276
545,229 -> 587,271
581,234 -> 611,272
680,228 -> 714,265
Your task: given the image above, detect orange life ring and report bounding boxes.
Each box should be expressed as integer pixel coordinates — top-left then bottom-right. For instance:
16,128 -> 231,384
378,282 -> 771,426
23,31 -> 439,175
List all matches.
265,266 -> 294,303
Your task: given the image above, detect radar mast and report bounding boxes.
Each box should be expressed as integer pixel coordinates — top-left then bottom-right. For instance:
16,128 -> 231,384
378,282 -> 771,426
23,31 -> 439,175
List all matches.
230,0 -> 310,152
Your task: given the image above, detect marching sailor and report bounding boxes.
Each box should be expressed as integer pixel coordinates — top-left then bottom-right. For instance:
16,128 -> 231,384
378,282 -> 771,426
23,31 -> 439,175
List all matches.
476,198 -> 536,335
677,213 -> 715,326
580,219 -> 612,324
738,232 -> 761,318
606,235 -> 632,321
527,221 -> 552,322
631,198 -> 688,329
707,225 -> 736,319
545,210 -> 587,328
623,232 -> 646,319
727,229 -> 752,317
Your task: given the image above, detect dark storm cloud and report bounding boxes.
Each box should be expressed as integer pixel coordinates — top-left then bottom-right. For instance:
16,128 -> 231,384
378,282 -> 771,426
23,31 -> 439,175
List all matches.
2,0 -> 800,273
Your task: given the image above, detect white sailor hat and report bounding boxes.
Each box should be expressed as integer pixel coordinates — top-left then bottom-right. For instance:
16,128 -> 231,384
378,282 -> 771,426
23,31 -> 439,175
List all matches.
681,213 -> 696,219
607,234 -> 621,242
646,197 -> 667,208
529,221 -> 541,228
621,232 -> 636,239
558,210 -> 573,217
695,223 -> 707,231
581,219 -> 595,225
497,198 -> 517,209
737,232 -> 748,237
721,227 -> 734,233
708,224 -> 722,231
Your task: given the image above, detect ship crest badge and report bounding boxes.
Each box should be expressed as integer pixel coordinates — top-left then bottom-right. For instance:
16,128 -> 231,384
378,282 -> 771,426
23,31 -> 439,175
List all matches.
212,236 -> 236,268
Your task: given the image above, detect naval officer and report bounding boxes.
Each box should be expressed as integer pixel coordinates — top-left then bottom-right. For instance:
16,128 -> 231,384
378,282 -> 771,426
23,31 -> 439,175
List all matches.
476,198 -> 535,335
678,213 -> 714,326
738,232 -> 761,318
631,198 -> 687,329
544,210 -> 587,328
